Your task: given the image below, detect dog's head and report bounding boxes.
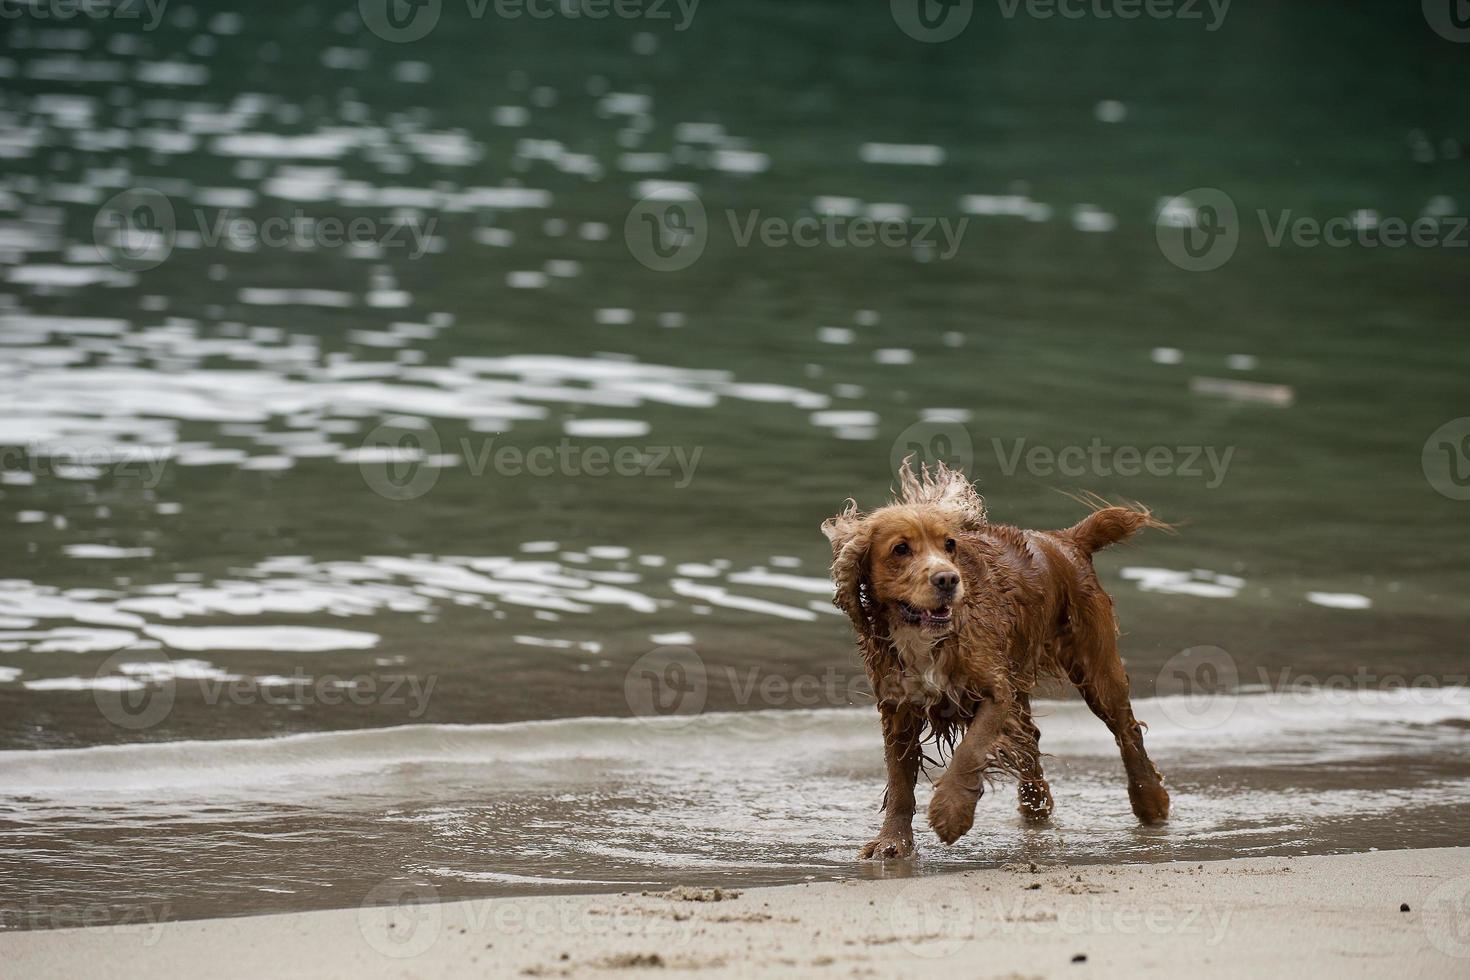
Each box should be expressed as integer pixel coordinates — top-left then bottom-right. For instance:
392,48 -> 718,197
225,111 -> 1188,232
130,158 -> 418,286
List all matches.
821,459 -> 986,641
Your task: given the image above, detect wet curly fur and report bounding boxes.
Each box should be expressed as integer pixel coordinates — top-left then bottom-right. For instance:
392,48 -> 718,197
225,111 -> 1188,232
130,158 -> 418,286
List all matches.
822,460 -> 1172,859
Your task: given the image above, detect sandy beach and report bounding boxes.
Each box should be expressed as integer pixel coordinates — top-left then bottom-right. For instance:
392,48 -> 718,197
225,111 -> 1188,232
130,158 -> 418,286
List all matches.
5,847 -> 1468,979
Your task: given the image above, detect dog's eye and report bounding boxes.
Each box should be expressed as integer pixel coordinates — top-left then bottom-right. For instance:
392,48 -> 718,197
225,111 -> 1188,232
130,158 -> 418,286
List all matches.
945,538 -> 957,554
892,541 -> 910,557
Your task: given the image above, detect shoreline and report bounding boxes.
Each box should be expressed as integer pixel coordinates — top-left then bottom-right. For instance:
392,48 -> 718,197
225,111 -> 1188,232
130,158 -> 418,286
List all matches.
5,847 -> 1469,978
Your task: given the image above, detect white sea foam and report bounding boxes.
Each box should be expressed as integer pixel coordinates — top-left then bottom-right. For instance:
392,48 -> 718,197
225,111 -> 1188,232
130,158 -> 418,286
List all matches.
564,418 -> 650,438
143,625 -> 380,652
63,545 -> 154,559
671,580 -> 818,622
859,143 -> 945,166
0,628 -> 138,653
1120,567 -> 1242,599
1306,592 -> 1372,610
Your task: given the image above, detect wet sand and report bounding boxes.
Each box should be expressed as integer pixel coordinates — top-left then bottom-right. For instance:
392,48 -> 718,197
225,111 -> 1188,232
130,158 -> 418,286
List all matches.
5,847 -> 1468,979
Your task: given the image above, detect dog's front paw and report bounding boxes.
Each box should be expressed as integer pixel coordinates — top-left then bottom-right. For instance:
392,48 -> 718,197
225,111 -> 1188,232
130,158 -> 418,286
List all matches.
927,783 -> 979,845
859,832 -> 916,860
1129,782 -> 1170,825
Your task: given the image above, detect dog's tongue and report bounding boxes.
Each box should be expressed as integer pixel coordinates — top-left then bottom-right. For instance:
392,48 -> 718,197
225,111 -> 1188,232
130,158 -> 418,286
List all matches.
923,605 -> 952,622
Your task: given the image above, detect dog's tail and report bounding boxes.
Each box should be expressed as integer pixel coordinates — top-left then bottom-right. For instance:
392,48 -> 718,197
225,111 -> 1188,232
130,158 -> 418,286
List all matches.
1061,493 -> 1173,556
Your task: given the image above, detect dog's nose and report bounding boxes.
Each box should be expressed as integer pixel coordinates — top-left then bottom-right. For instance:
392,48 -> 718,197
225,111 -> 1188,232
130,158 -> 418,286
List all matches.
931,569 -> 959,594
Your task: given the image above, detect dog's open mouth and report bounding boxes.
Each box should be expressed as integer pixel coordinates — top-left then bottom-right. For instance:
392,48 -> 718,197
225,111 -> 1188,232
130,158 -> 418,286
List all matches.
897,601 -> 954,630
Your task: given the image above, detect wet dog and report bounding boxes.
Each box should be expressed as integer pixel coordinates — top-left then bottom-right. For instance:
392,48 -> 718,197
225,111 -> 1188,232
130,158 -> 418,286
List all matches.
821,460 -> 1171,858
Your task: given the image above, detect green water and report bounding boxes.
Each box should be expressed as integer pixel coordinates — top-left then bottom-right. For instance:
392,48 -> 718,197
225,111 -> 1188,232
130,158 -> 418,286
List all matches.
0,1 -> 1467,747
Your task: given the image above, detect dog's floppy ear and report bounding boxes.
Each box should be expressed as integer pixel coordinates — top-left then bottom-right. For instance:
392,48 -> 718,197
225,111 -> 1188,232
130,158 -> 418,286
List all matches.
821,500 -> 875,635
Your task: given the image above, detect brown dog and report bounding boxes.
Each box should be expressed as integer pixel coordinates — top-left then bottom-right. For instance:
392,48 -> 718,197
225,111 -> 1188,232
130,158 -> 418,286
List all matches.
822,460 -> 1171,859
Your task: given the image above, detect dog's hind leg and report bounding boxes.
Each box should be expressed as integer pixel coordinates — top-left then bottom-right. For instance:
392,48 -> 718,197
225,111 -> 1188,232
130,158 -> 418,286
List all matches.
1065,621 -> 1170,824
1014,693 -> 1054,823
